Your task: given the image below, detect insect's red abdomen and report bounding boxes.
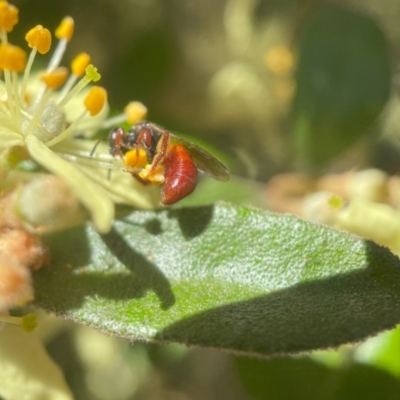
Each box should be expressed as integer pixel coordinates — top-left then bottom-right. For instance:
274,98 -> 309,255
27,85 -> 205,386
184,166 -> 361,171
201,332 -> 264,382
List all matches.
161,144 -> 198,205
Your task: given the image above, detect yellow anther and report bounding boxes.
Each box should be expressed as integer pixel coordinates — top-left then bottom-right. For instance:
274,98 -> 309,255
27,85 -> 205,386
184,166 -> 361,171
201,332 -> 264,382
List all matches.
0,43 -> 26,72
139,164 -> 165,185
41,67 -> 68,89
84,85 -> 107,116
85,64 -> 101,82
264,46 -> 294,76
125,148 -> 148,168
0,1 -> 18,32
124,101 -> 148,124
55,16 -> 74,41
71,52 -> 90,77
21,314 -> 37,332
25,25 -> 51,54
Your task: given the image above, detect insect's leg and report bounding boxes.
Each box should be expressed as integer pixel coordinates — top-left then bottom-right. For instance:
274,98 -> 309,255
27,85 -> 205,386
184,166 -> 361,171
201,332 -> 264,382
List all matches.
132,173 -> 152,186
149,131 -> 170,172
138,131 -> 170,184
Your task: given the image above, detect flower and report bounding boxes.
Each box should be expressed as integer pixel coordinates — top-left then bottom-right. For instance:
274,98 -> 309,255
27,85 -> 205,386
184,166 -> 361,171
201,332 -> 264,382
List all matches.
0,2 -> 155,234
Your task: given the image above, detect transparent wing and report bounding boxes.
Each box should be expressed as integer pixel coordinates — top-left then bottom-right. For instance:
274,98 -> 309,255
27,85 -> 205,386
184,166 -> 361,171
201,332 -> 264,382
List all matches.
169,133 -> 230,182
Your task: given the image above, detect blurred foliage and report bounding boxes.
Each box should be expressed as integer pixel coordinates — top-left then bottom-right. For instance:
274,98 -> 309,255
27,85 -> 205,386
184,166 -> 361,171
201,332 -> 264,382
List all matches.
292,7 -> 391,170
236,351 -> 400,400
13,0 -> 399,177
38,319 -> 400,400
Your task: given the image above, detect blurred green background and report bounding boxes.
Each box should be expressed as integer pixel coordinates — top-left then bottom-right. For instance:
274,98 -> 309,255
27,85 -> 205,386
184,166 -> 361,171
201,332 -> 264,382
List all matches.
10,0 -> 400,398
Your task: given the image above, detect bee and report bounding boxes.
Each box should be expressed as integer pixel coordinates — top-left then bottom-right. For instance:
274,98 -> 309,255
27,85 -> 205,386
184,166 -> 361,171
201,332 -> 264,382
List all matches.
109,121 -> 230,204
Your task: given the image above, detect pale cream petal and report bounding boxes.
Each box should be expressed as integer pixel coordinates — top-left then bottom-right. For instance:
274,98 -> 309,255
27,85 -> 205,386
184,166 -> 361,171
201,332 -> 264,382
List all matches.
76,163 -> 160,208
0,117 -> 18,131
0,127 -> 24,152
25,135 -> 114,233
53,138 -> 160,208
0,324 -> 73,400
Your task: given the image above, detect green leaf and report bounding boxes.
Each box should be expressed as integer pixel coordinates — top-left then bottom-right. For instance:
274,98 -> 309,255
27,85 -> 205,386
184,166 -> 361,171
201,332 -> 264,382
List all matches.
292,7 -> 391,169
33,203 -> 400,356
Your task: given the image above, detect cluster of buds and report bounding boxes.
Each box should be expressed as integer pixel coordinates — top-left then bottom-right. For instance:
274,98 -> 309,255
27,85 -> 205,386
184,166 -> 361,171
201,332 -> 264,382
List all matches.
267,168 -> 400,255
0,1 -> 153,323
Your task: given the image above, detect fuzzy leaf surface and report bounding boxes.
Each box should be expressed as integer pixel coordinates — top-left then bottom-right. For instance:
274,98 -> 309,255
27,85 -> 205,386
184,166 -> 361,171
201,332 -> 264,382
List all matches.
34,203 -> 400,356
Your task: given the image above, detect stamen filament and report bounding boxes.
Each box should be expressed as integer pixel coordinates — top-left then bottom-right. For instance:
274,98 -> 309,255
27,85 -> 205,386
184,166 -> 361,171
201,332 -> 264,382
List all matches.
46,37 -> 66,72
0,314 -> 22,326
35,18 -> 72,102
0,314 -> 37,332
35,38 -> 66,102
75,117 -> 110,132
11,71 -> 21,133
101,113 -> 127,129
20,47 -> 36,101
3,69 -> 15,124
57,73 -> 77,103
46,16 -> 73,72
58,53 -> 91,103
57,74 -> 91,108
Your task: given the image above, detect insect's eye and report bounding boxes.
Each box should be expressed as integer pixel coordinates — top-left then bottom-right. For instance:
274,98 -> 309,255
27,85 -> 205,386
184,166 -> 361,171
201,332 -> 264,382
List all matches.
137,129 -> 153,149
109,130 -> 118,155
109,127 -> 127,155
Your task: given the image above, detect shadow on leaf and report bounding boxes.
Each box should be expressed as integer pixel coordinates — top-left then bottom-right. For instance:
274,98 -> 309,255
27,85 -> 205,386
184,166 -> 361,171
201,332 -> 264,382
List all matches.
36,224 -> 175,312
168,205 -> 214,239
101,227 -> 175,309
155,240 -> 400,355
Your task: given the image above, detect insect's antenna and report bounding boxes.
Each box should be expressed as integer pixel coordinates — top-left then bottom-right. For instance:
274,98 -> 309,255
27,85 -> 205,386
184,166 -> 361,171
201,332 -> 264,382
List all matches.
90,138 -> 113,181
90,139 -> 103,158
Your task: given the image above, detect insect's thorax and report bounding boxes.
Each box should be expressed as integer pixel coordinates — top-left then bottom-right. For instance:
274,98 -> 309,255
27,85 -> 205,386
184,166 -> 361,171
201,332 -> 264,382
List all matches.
127,122 -> 163,163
